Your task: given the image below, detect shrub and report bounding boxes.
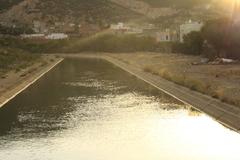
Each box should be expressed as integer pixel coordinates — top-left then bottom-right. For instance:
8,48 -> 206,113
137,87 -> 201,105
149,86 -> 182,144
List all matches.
182,31 -> 204,55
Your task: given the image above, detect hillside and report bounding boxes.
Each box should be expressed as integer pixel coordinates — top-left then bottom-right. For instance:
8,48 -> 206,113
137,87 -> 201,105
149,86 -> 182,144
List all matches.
0,0 -> 228,34
38,0 -> 141,24
0,0 -> 23,11
139,0 -> 211,8
108,0 -> 225,26
0,0 -> 141,33
130,0 -> 225,28
110,0 -> 177,19
150,7 -> 221,29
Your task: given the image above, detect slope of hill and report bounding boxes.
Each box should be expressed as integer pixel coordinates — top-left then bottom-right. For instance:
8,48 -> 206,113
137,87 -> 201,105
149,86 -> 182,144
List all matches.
110,0 -> 177,18
38,0 -> 141,23
0,0 -> 23,11
139,0 -> 211,8
108,0 -> 225,30
0,0 -> 228,34
0,0 -> 141,33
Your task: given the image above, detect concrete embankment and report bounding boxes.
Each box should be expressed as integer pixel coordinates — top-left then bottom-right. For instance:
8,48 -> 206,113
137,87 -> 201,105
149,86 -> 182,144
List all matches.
0,57 -> 63,109
60,54 -> 240,133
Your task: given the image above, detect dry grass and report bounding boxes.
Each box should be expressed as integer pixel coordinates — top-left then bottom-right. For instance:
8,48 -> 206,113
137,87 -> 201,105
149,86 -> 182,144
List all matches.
144,66 -> 210,94
114,52 -> 240,107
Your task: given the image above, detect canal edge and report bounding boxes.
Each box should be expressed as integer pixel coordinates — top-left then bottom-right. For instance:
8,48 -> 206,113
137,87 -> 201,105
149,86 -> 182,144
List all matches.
0,58 -> 64,109
55,54 -> 240,133
101,56 -> 240,133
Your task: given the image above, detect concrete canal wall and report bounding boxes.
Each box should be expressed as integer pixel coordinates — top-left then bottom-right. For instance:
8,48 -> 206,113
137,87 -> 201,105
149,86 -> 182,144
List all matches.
0,58 -> 63,109
60,54 -> 240,133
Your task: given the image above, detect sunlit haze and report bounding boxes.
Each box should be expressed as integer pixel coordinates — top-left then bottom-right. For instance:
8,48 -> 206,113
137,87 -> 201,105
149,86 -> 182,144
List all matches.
0,0 -> 240,160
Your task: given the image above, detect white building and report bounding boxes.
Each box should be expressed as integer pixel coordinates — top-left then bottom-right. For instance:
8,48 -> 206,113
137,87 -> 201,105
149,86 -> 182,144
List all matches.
33,21 -> 47,33
21,34 -> 45,39
126,28 -> 143,34
180,21 -> 203,42
69,23 -> 76,27
110,22 -> 130,31
110,22 -> 124,30
45,33 -> 68,40
156,29 -> 179,42
156,29 -> 171,42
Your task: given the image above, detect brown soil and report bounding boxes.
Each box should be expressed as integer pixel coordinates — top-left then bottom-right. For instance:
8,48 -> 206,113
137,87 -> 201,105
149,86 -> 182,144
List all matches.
109,52 -> 240,107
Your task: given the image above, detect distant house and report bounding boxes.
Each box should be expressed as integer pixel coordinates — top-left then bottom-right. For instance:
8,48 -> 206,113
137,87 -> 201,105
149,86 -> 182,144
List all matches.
180,20 -> 203,43
126,28 -> 143,34
20,34 -> 45,39
54,22 -> 64,26
45,33 -> 68,40
33,21 -> 47,33
156,29 -> 178,42
156,29 -> 171,42
27,8 -> 40,14
142,23 -> 155,30
110,22 -> 130,33
69,23 -> 76,27
110,22 -> 124,30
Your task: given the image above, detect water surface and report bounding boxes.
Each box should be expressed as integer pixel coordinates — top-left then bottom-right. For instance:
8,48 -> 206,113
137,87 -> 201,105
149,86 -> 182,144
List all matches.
0,59 -> 240,160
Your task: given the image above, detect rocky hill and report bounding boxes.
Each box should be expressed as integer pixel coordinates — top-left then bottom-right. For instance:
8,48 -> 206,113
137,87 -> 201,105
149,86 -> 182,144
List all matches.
139,0 -> 211,8
110,0 -> 178,19
0,0 -> 23,12
0,0 -> 141,34
108,0 -> 227,28
0,0 -> 229,34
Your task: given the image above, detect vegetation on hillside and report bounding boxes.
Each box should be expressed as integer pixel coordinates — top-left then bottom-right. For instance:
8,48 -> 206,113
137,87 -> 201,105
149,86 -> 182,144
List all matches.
0,33 -> 173,53
0,24 -> 34,35
178,18 -> 240,59
0,0 -> 141,35
0,37 -> 65,53
0,47 -> 39,76
140,0 -> 211,8
0,0 -> 23,11
38,0 -> 140,25
62,34 -> 158,53
151,8 -> 219,29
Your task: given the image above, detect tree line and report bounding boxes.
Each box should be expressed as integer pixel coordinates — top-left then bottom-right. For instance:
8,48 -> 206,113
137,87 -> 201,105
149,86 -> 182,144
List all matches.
176,18 -> 240,59
0,24 -> 34,35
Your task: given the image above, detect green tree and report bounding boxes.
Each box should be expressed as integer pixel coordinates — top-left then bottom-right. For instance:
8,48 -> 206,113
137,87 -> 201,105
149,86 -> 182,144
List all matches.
201,18 -> 231,57
201,18 -> 240,59
0,24 -> 34,35
183,31 -> 204,55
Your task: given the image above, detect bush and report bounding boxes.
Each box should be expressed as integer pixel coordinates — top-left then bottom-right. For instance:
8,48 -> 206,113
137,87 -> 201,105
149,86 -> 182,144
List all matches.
0,47 -> 39,73
63,34 -> 161,53
182,31 -> 203,55
201,18 -> 240,59
0,24 -> 34,35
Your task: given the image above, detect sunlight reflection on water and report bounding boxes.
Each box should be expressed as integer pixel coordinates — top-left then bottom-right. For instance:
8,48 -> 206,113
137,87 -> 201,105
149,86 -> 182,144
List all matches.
0,59 -> 240,160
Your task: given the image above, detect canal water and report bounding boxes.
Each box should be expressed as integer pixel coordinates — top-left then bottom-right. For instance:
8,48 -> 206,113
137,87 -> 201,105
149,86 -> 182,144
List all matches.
0,59 -> 240,160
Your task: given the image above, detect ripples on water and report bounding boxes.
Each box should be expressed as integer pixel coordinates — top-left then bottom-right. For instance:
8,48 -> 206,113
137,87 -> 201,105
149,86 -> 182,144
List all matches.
0,59 -> 240,160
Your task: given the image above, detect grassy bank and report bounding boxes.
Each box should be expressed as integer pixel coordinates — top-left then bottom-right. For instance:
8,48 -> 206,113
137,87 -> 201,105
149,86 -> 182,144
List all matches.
111,53 -> 240,107
0,37 -> 68,53
62,33 -> 174,53
0,47 -> 40,77
143,65 -> 240,106
63,34 -> 157,53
